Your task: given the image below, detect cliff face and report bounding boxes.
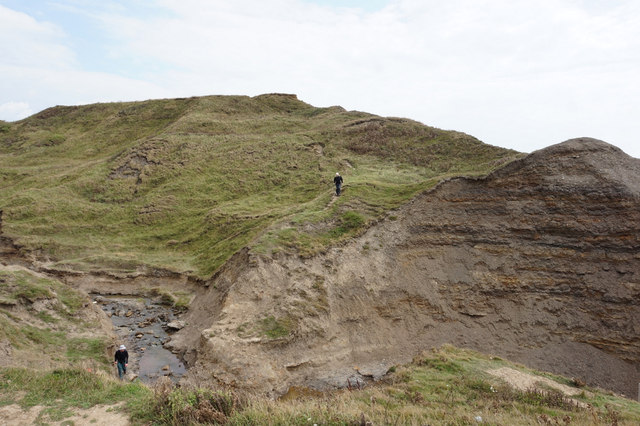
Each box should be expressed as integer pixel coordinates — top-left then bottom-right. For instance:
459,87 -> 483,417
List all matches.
176,138 -> 640,398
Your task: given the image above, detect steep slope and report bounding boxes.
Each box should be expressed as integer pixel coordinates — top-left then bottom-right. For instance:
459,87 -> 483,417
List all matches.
0,94 -> 518,278
0,265 -> 114,370
173,138 -> 640,398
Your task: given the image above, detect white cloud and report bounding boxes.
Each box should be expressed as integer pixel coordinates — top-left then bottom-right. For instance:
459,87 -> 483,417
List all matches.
0,5 -> 74,69
0,101 -> 32,121
1,1 -> 639,158
0,4 -> 171,119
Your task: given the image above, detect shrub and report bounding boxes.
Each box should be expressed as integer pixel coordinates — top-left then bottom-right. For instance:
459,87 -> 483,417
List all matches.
153,379 -> 245,425
329,211 -> 365,238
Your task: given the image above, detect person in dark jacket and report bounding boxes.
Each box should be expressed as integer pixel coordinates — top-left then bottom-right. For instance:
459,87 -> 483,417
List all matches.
334,172 -> 343,196
114,345 -> 129,379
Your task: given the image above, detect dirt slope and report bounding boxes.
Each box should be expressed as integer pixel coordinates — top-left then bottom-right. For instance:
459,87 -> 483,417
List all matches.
171,138 -> 640,398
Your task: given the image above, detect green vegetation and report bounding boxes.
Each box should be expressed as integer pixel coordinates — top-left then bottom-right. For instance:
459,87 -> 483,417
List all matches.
0,94 -> 522,278
0,368 -> 152,423
229,346 -> 640,425
0,269 -> 109,369
149,287 -> 192,311
1,346 -> 638,425
259,315 -> 296,339
151,381 -> 243,425
235,315 -> 298,340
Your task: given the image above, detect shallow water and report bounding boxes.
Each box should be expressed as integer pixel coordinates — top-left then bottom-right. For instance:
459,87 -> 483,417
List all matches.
93,294 -> 186,383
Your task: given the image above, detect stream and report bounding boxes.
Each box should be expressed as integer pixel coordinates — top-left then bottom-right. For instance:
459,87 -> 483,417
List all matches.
92,294 -> 187,383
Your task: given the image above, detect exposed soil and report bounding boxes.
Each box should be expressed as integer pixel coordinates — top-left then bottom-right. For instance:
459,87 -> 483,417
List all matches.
488,367 -> 592,409
168,138 -> 640,399
0,403 -> 129,426
488,367 -> 584,397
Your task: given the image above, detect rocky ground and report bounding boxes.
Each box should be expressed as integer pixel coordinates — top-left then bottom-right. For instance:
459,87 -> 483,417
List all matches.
93,295 -> 187,383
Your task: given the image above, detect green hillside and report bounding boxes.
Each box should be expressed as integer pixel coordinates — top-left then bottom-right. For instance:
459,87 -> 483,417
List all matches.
0,94 -> 521,278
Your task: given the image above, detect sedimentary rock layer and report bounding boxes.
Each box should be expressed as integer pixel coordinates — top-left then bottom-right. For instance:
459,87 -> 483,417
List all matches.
176,138 -> 640,398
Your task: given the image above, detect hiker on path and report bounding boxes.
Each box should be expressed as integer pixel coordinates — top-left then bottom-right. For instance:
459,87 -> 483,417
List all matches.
334,172 -> 343,196
114,345 -> 129,380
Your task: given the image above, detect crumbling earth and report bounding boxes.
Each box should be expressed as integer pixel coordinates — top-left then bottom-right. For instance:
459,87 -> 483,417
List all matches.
169,138 -> 640,398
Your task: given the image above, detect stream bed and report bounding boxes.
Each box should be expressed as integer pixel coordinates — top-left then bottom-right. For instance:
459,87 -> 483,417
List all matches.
93,294 -> 187,383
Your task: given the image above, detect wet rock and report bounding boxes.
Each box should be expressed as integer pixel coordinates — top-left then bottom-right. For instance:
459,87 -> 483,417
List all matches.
96,295 -> 188,384
166,320 -> 186,330
138,317 -> 156,328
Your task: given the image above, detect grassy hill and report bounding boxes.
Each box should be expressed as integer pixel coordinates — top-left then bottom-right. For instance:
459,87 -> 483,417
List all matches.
0,94 -> 521,278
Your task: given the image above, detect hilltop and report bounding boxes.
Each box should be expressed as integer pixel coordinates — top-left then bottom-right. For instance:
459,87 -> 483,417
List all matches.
0,94 -> 519,278
1,96 -> 639,424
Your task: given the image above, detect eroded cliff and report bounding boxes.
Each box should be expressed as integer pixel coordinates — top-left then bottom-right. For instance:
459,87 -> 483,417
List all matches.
172,138 -> 640,398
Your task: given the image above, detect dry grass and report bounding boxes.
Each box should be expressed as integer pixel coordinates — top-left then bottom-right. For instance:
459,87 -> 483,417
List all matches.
1,346 -> 637,425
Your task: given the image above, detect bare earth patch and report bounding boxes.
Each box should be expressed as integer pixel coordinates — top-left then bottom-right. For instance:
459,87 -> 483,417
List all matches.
0,403 -> 129,426
488,366 -> 589,408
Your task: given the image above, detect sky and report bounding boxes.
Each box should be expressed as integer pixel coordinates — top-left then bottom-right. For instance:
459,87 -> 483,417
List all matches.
1,0 -> 639,157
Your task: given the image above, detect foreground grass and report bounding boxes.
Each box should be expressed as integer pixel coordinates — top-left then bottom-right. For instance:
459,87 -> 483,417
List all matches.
0,94 -> 521,278
0,368 -> 152,423
2,346 -> 638,425
231,347 -> 640,425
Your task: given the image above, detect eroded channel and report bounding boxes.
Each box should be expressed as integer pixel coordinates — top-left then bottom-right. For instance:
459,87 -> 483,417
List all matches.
92,294 -> 187,383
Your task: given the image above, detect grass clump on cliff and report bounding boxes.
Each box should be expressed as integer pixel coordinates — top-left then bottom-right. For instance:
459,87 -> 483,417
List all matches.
0,94 -> 522,278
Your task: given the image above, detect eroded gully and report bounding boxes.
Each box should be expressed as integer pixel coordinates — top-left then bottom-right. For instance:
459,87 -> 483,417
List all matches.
92,294 -> 187,383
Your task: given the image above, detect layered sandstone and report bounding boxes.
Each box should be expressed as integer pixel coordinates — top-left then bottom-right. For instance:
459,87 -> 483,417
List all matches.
174,138 -> 640,397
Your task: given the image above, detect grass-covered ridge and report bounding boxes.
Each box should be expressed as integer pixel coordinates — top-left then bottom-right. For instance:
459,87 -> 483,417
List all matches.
0,94 -> 522,278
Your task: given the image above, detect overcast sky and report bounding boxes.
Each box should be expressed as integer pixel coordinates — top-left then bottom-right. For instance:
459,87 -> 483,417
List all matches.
1,0 -> 639,157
